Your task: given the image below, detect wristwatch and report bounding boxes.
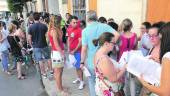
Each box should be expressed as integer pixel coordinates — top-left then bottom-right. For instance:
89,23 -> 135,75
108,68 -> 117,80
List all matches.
80,62 -> 84,65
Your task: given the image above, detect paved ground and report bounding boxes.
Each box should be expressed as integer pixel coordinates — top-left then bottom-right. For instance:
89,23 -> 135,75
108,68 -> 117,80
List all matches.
0,60 -> 89,96
0,63 -> 48,96
43,68 -> 89,96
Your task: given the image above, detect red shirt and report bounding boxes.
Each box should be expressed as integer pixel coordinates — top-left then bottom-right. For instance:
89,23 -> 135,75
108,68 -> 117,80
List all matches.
67,26 -> 82,52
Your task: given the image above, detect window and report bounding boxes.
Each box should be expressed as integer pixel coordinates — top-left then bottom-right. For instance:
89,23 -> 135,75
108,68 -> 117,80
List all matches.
72,0 -> 86,20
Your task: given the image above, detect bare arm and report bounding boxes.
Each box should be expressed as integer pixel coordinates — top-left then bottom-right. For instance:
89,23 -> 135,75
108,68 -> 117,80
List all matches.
140,58 -> 170,96
80,45 -> 87,64
0,31 -> 7,43
67,36 -> 70,52
113,31 -> 120,43
27,34 -> 33,47
0,32 -> 4,43
99,57 -> 126,83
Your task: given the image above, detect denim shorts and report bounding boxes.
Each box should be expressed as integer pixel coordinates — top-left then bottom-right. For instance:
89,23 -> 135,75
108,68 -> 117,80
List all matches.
33,47 -> 51,62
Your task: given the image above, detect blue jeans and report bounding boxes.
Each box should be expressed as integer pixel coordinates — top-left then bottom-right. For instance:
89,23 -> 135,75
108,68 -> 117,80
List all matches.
1,50 -> 9,71
87,67 -> 96,96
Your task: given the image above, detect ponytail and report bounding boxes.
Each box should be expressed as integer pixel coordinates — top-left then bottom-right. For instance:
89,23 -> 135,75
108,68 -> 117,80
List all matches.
93,38 -> 99,46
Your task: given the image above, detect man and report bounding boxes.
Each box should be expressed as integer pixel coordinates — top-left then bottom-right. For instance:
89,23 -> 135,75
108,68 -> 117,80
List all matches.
80,10 -> 120,96
28,12 -> 50,78
67,16 -> 84,90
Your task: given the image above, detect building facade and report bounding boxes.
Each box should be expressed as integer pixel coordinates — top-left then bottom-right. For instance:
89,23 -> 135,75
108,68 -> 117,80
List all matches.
65,0 -> 170,33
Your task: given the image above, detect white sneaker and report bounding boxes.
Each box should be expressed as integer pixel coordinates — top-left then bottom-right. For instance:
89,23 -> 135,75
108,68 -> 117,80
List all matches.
72,78 -> 80,84
78,81 -> 84,90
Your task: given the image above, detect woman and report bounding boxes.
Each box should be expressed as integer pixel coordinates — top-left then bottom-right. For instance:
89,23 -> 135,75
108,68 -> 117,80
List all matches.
139,22 -> 164,96
118,18 -> 138,60
139,22 -> 170,96
0,21 -> 11,75
118,18 -> 138,96
93,32 -> 126,96
139,22 -> 152,56
7,23 -> 25,80
48,15 -> 68,95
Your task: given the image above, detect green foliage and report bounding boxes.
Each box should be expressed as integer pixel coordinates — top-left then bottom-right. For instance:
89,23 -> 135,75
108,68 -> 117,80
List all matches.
7,0 -> 17,13
7,0 -> 28,13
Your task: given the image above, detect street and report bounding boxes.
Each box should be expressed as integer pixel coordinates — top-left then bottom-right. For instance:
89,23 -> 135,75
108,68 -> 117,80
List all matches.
0,63 -> 48,96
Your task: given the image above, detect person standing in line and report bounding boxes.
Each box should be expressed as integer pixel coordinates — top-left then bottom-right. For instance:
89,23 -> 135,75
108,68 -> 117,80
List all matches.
139,22 -> 170,96
48,15 -> 69,96
7,23 -> 25,79
28,12 -> 50,78
118,18 -> 138,96
0,21 -> 11,75
67,16 -> 84,90
138,22 -> 152,56
80,10 -> 119,96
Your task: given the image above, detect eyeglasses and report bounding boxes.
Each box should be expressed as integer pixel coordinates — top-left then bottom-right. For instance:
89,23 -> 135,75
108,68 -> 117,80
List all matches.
149,34 -> 159,39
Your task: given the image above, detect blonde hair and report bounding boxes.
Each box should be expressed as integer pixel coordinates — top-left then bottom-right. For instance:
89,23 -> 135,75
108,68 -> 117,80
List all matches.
8,23 -> 16,33
48,15 -> 62,41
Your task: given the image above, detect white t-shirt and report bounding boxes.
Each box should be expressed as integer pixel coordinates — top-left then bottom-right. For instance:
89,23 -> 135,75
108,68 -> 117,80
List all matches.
163,52 -> 170,59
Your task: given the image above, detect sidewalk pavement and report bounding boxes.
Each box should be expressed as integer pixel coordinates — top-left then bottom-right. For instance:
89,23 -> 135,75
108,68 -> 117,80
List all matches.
43,68 -> 89,96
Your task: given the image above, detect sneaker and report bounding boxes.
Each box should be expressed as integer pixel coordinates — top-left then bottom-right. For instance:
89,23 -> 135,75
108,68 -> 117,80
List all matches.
42,74 -> 47,79
72,78 -> 80,84
50,71 -> 54,76
78,81 -> 84,90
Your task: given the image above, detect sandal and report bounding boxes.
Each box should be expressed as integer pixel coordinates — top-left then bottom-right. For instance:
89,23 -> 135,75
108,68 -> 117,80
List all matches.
18,76 -> 26,80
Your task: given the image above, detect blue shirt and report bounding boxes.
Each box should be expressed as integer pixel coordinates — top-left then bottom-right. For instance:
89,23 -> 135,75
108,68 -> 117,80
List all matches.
139,33 -> 152,56
0,29 -> 10,52
82,22 -> 115,69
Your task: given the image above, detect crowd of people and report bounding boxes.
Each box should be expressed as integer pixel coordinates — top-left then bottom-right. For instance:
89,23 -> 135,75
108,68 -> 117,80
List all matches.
0,10 -> 170,96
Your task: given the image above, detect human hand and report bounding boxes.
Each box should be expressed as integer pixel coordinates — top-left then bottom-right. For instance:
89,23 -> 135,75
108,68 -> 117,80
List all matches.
138,74 -> 148,87
80,64 -> 84,70
70,51 -> 75,55
149,55 -> 160,63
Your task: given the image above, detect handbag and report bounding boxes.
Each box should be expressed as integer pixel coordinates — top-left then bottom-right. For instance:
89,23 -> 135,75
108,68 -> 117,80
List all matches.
101,78 -> 125,96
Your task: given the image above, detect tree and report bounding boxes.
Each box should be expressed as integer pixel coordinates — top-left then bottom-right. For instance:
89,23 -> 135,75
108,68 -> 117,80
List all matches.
7,0 -> 32,14
7,0 -> 18,13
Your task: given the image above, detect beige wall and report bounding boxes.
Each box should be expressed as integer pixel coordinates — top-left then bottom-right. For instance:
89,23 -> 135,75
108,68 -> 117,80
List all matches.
97,0 -> 147,34
0,0 -> 9,11
58,1 -> 68,18
36,0 -> 43,12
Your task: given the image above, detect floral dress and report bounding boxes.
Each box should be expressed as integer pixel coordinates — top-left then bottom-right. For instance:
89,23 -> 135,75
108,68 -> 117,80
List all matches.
95,56 -> 123,96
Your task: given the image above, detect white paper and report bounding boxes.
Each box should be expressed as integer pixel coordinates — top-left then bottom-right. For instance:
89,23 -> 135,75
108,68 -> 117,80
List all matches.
83,66 -> 91,77
119,50 -> 143,68
65,54 -> 76,69
127,55 -> 161,85
69,54 -> 77,65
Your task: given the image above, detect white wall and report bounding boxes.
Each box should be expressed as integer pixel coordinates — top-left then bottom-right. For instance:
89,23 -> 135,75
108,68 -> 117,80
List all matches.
97,0 -> 147,34
48,0 -> 59,15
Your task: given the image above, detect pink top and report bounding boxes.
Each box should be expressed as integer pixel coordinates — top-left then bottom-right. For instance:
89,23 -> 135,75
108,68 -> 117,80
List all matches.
118,33 -> 137,61
48,28 -> 64,51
